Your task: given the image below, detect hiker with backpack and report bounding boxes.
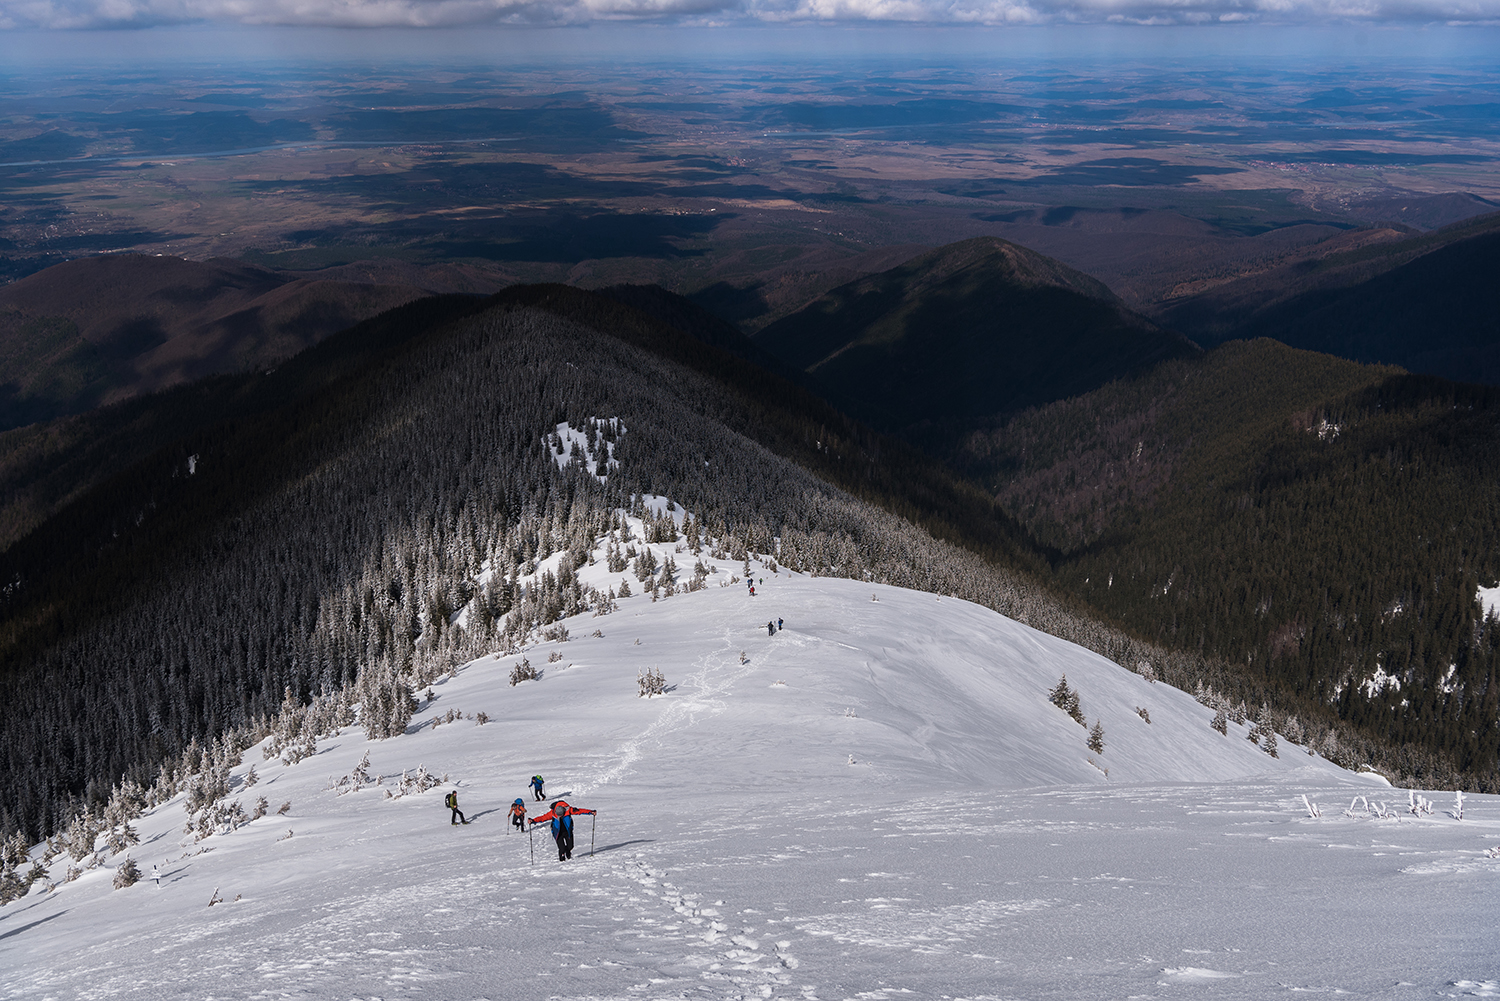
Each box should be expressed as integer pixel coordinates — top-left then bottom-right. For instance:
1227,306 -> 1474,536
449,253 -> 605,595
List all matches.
529,775 -> 545,801
445,790 -> 467,826
530,799 -> 596,861
509,798 -> 527,833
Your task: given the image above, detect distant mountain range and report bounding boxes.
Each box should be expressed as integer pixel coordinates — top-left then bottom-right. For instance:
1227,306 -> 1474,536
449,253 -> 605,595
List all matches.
751,237 -> 1201,454
0,254 -> 507,431
1159,211 -> 1500,386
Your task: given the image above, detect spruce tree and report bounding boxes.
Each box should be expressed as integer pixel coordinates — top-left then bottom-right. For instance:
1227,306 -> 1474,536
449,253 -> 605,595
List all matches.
112,857 -> 141,889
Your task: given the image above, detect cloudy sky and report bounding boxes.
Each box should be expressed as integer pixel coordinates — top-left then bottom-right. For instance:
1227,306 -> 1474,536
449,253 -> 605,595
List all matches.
1,0 -> 1498,30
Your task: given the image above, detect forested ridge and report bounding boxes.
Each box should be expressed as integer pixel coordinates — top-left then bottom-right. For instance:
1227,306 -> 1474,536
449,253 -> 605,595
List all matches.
1,285 -> 1493,853
964,340 -> 1500,782
0,286 -> 1073,842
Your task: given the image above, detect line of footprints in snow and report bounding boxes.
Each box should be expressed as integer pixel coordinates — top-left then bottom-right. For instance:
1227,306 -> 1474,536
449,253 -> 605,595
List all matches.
624,860 -> 812,999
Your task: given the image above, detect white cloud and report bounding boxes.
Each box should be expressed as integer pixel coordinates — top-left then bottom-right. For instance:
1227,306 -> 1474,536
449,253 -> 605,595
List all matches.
1,0 -> 1497,29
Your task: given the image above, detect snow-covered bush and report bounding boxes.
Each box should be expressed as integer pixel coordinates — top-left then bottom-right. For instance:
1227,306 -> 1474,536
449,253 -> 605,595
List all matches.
252,797 -> 269,820
279,734 -> 317,767
509,658 -> 537,686
1211,703 -> 1229,735
1088,720 -> 1106,754
1134,706 -> 1151,724
638,667 -> 667,698
334,751 -> 374,796
0,866 -> 26,904
1283,715 -> 1305,745
112,857 -> 141,889
104,823 -> 139,855
64,811 -> 99,862
1,831 -> 28,869
392,767 -> 442,797
184,767 -> 231,813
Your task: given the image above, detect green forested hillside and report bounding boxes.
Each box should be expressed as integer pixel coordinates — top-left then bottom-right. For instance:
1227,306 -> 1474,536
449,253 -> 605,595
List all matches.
963,340 -> 1500,779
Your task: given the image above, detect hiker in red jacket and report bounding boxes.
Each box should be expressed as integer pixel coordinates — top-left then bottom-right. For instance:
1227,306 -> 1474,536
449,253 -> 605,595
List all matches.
530,799 -> 596,861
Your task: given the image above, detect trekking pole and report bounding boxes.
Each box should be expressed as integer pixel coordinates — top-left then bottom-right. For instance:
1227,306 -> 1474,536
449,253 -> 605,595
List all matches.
528,822 -> 534,865
591,812 -> 597,857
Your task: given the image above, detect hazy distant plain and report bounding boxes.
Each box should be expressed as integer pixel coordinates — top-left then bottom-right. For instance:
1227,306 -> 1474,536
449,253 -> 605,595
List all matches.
2,27 -> 1497,316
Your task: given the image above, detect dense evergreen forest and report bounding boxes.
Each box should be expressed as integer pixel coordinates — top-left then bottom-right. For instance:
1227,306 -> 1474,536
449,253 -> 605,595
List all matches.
1,286 -> 1494,853
964,339 -> 1500,782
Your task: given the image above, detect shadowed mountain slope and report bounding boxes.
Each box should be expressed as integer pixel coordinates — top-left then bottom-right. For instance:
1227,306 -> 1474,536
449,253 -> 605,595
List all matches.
961,338 -> 1500,782
0,254 -> 434,430
1160,212 -> 1500,385
752,237 -> 1201,452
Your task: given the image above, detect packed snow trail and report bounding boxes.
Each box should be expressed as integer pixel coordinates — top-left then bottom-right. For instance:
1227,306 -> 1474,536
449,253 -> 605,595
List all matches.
579,625 -> 758,796
3,566 -> 1498,1000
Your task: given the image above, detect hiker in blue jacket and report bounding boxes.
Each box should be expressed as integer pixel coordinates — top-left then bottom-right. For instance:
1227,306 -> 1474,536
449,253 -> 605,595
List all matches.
529,774 -> 545,801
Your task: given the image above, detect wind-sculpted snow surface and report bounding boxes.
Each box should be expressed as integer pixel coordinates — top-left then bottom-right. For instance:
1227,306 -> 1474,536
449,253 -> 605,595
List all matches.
2,563 -> 1497,1000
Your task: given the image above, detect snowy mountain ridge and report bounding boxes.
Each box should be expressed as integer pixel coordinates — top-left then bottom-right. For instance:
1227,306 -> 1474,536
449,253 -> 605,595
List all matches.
1,502 -> 1496,1000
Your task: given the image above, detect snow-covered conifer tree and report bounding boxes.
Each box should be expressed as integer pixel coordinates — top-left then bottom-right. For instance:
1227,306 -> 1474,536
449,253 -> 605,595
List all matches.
112,857 -> 141,889
1065,690 -> 1085,727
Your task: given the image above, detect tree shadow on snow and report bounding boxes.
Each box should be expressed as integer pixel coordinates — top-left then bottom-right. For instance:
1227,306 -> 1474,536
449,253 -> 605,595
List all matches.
0,909 -> 67,942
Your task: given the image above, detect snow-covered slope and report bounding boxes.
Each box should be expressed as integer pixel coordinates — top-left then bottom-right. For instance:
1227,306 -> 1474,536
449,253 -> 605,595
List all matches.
2,512 -> 1497,1000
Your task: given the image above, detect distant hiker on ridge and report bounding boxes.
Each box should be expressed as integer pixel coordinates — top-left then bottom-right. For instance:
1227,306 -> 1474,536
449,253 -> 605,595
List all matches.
530,774 -> 546,801
531,799 -> 596,862
445,790 -> 467,826
767,620 -> 776,636
510,798 -> 527,833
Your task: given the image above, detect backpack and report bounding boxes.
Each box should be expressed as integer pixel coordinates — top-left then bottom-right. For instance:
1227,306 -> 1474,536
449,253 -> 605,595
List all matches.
445,792 -> 456,809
